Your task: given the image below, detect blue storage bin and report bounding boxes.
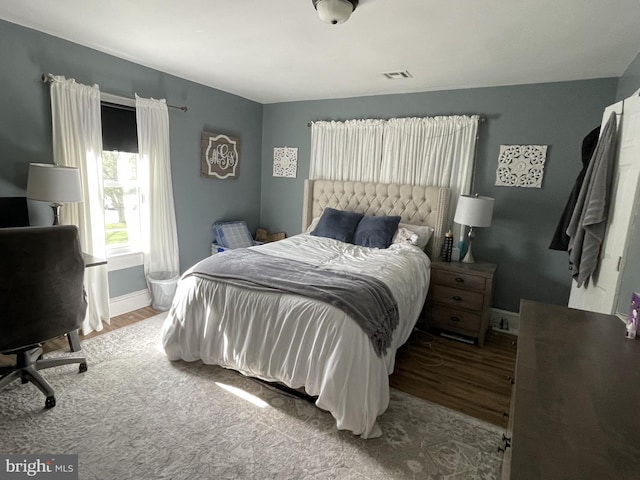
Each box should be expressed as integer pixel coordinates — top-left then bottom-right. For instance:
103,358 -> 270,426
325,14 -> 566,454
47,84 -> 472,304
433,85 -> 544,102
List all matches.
212,221 -> 255,249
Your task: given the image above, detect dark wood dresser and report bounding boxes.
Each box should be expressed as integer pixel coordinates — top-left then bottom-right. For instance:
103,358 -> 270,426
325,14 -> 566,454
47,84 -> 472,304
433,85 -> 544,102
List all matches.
502,299 -> 640,479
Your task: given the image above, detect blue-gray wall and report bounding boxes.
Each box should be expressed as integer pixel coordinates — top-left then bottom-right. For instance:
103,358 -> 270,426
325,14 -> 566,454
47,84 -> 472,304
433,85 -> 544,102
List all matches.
617,51 -> 640,100
260,80 -> 619,312
2,19 -> 638,313
0,20 -> 263,298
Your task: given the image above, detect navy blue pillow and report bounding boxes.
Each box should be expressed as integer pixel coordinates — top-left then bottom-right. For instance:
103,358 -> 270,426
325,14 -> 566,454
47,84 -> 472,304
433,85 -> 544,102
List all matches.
311,208 -> 364,244
353,215 -> 402,249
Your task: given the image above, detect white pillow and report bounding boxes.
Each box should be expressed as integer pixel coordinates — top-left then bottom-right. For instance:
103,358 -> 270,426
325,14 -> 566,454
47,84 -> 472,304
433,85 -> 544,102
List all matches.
395,223 -> 435,250
305,216 -> 321,233
392,227 -> 420,246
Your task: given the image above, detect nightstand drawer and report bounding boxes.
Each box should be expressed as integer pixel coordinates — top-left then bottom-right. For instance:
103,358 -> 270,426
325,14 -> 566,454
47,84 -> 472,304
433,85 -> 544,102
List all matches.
432,269 -> 487,291
430,304 -> 481,332
427,260 -> 496,347
431,285 -> 484,312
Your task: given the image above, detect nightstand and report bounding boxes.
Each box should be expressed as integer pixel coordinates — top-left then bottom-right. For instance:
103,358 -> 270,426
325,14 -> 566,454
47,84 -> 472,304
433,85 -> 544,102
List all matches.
426,259 -> 496,346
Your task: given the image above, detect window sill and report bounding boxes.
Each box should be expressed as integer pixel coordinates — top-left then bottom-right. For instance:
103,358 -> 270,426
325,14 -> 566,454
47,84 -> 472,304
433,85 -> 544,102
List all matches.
107,251 -> 144,272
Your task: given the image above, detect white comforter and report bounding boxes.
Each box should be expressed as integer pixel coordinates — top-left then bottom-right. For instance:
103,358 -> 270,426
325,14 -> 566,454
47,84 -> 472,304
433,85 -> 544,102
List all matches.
161,234 -> 431,438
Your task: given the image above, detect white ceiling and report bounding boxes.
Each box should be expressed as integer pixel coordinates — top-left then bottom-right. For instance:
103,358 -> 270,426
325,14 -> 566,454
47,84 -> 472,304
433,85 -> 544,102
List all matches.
1,0 -> 639,104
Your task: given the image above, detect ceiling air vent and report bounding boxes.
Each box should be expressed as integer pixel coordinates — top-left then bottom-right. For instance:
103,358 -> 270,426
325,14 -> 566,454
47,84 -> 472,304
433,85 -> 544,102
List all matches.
382,70 -> 413,80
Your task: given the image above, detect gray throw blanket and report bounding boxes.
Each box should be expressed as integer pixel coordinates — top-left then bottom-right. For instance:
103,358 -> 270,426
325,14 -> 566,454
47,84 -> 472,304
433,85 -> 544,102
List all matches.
567,111 -> 618,287
188,249 -> 399,356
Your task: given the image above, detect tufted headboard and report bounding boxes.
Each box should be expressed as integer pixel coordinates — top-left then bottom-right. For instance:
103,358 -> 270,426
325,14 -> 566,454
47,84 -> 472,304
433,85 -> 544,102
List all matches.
302,179 -> 449,258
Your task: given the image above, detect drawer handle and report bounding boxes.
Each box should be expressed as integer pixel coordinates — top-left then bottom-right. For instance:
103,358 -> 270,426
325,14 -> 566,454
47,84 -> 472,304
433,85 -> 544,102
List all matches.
450,316 -> 461,322
452,295 -> 462,301
455,277 -> 465,283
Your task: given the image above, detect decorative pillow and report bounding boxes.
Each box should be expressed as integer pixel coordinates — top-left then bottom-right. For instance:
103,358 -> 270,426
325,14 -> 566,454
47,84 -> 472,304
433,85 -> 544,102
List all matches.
305,216 -> 321,234
311,208 -> 364,244
397,223 -> 435,250
354,215 -> 402,249
392,227 -> 420,246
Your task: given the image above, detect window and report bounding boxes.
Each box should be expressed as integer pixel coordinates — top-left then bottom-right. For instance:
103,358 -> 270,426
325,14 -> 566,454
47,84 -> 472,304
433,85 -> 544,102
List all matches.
102,150 -> 142,254
101,103 -> 141,257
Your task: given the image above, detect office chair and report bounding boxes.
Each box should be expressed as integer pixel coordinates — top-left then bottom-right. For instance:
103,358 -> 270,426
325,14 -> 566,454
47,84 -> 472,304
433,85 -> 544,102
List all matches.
0,225 -> 88,408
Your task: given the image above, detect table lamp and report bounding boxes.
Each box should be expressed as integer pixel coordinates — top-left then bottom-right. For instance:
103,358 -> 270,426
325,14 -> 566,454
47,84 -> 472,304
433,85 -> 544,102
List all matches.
454,194 -> 494,263
26,163 -> 82,225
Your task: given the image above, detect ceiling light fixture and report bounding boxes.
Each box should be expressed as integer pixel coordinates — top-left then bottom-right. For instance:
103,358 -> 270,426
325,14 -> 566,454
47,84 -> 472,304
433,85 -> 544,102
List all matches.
382,70 -> 413,80
312,0 -> 358,25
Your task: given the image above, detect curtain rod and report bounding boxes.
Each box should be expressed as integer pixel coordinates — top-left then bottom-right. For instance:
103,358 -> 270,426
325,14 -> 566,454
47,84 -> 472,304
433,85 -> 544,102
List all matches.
41,73 -> 188,112
307,114 -> 486,127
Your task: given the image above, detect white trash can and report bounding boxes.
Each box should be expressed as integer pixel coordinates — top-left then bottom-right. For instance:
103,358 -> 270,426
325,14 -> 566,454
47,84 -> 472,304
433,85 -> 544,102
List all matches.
147,272 -> 179,311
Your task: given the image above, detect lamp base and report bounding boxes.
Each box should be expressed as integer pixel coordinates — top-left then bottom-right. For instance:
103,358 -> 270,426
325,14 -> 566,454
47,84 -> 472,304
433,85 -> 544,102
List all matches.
461,243 -> 475,263
50,203 -> 62,226
461,227 -> 476,263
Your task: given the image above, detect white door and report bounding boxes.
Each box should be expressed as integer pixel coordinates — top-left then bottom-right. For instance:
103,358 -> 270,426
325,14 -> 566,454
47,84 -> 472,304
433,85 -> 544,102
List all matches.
569,93 -> 640,314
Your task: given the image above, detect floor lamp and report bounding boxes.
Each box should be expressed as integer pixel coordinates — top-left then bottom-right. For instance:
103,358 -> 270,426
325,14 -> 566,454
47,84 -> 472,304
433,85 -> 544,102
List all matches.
454,194 -> 494,263
26,163 -> 82,225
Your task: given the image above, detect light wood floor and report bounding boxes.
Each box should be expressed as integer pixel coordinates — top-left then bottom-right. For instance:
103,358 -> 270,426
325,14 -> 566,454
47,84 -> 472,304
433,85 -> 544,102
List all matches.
2,307 -> 517,428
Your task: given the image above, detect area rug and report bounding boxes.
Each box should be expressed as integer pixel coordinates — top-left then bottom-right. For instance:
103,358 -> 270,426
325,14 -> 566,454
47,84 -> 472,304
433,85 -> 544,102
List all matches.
0,314 -> 504,479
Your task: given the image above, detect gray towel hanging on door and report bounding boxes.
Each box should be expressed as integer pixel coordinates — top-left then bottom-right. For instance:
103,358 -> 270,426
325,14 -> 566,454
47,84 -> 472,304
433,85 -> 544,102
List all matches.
549,125 -> 600,251
566,111 -> 618,287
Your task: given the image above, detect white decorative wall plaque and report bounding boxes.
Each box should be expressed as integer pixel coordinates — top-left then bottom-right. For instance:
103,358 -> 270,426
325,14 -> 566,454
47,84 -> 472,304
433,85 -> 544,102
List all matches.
495,145 -> 547,188
273,146 -> 298,178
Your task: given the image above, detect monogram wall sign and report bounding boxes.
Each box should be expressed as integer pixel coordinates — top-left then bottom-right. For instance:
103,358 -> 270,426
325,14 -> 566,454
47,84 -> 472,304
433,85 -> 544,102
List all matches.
201,131 -> 240,179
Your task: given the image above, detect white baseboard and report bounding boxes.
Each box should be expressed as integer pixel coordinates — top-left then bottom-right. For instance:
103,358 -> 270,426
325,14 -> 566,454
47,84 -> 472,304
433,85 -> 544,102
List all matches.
490,308 -> 520,335
109,289 -> 151,317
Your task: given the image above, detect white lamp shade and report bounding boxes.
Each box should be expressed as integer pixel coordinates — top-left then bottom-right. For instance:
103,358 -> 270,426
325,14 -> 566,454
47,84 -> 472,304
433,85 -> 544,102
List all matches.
454,195 -> 494,227
315,0 -> 354,24
26,163 -> 82,203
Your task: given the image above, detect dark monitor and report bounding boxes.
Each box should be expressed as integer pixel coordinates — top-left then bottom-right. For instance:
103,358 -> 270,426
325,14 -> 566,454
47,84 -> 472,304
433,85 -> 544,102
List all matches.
0,197 -> 30,228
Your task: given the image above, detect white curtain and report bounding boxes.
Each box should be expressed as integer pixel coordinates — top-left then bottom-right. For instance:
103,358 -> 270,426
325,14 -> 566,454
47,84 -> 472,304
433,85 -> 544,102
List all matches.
309,115 -> 479,237
135,95 -> 180,276
380,115 -> 480,230
310,119 -> 385,182
50,76 -> 110,335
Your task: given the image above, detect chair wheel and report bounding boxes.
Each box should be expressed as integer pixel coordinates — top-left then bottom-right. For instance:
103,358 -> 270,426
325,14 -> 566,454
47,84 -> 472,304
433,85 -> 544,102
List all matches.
79,362 -> 88,373
45,396 -> 56,408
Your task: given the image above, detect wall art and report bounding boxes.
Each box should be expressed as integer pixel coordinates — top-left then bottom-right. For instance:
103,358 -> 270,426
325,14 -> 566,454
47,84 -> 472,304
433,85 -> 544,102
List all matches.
273,146 -> 298,178
495,144 -> 547,188
201,131 -> 240,179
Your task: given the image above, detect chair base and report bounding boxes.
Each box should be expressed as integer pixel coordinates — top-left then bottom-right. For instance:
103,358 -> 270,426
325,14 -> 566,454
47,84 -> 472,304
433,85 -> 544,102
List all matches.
0,345 -> 87,408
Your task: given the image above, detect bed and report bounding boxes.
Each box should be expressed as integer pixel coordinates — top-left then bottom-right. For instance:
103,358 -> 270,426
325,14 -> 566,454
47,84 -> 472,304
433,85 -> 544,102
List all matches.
161,179 -> 449,438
